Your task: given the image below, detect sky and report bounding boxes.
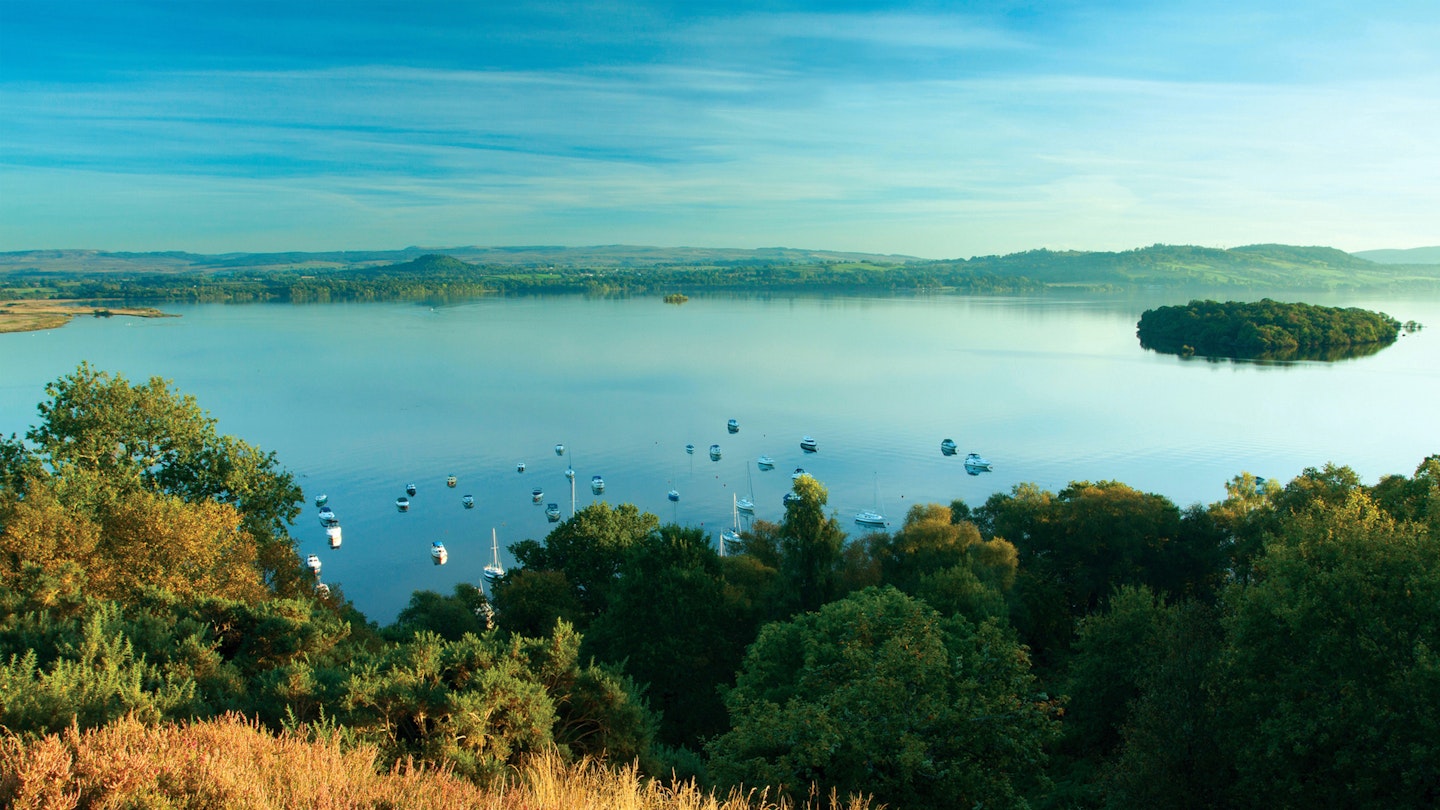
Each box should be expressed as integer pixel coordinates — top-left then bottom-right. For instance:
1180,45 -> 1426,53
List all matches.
1,0 -> 1436,259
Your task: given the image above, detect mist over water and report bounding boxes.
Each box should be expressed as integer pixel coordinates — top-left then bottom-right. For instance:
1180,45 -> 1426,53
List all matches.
4,291 -> 1437,622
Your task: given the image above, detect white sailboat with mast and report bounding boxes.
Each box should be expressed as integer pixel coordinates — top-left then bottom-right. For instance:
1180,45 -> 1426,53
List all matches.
483,528 -> 505,585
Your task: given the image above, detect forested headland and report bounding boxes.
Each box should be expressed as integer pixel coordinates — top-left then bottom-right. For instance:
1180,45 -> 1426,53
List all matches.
3,366 -> 1438,808
1136,298 -> 1404,359
4,243 -> 1440,315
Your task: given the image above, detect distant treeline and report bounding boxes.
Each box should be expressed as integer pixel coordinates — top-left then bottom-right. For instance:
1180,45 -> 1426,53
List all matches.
1136,298 -> 1402,359
0,253 -> 1042,304
7,242 -> 1440,305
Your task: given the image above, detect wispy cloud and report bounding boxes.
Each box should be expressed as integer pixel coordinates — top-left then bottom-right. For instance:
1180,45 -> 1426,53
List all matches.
2,1 -> 1437,254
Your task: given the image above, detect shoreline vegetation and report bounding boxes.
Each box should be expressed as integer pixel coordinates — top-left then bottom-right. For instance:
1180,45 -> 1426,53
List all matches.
1136,299 -> 1405,360
0,299 -> 176,333
0,245 -> 1437,333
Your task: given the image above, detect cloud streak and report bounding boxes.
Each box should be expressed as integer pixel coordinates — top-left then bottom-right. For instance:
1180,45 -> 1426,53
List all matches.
1,1 -> 1437,256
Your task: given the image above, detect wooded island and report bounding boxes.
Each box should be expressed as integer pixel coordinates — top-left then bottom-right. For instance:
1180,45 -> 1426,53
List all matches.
1136,298 -> 1402,359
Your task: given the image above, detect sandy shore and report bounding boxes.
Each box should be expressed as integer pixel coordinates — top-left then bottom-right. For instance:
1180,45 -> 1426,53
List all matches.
0,300 -> 176,333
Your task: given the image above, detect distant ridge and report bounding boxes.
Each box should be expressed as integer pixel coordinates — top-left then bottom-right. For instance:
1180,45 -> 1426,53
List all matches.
1352,246 -> 1440,265
0,245 -> 922,275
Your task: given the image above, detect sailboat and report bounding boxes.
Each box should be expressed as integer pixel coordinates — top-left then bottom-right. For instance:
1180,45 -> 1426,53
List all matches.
720,493 -> 741,555
736,463 -> 755,515
854,474 -> 888,528
483,528 -> 505,584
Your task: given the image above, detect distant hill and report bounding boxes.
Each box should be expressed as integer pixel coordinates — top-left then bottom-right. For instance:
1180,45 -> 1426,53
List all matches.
1352,247 -> 1440,265
0,245 -> 921,276
4,243 -> 1440,294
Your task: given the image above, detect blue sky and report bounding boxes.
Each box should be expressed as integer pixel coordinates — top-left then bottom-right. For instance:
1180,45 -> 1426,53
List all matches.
1,0 -> 1436,258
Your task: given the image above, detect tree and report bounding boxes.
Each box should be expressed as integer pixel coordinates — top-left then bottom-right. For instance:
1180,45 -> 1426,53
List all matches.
508,502 -> 659,623
1212,492 -> 1440,808
707,586 -> 1060,810
387,583 -> 492,641
19,364 -> 303,592
775,474 -> 848,615
583,524 -> 758,746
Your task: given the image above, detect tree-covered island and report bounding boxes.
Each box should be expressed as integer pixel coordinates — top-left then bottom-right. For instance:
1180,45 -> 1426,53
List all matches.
1136,298 -> 1402,360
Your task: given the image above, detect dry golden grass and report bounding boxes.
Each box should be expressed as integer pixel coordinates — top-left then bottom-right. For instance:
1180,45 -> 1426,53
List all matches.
0,715 -> 875,810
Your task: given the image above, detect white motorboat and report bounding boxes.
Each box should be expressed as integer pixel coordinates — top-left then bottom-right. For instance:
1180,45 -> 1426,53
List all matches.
314,493 -> 328,507
462,494 -> 475,509
546,503 -> 561,522
446,475 -> 457,488
941,438 -> 958,456
532,487 -> 544,503
317,506 -> 336,526
591,474 -> 605,494
555,443 -> 565,456
315,582 -> 330,598
431,541 -> 448,566
565,466 -> 575,481
668,489 -> 680,502
685,443 -> 695,454
727,418 -> 739,433
792,467 -> 809,481
709,444 -> 722,460
783,492 -> 801,506
516,461 -> 526,473
964,453 -> 994,471
800,435 -> 818,452
483,528 -> 505,584
757,455 -> 775,469
406,483 -> 417,496
326,524 -> 342,548
396,496 -> 410,512
305,554 -> 322,576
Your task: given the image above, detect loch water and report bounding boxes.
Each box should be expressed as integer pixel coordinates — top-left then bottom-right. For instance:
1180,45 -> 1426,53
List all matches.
3,291 -> 1437,622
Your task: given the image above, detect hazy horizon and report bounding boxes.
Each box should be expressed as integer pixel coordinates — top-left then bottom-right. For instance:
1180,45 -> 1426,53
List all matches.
2,1 -> 1437,258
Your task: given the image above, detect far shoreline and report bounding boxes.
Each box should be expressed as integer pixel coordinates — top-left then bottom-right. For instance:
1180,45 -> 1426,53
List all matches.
0,300 -> 177,334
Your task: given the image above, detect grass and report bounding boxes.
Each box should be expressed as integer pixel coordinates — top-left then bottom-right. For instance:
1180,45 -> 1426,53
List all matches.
0,714 -> 876,810
0,300 -> 173,333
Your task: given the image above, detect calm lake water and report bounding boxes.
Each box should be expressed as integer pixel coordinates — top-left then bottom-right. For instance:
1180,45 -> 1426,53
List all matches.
3,291 -> 1438,622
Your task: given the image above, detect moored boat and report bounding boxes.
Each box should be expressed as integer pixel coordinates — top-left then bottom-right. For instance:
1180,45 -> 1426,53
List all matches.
591,474 -> 605,494
431,541 -> 448,566
727,418 -> 739,433
941,438 -> 957,456
855,509 -> 887,527
685,443 -> 695,454
566,466 -> 575,481
315,493 -> 328,507
555,443 -> 565,456
447,474 -> 457,487
406,483 -> 417,496
783,492 -> 802,506
396,496 -> 410,512
326,524 -> 342,548
800,435 -> 818,452
709,444 -> 722,460
668,489 -> 680,502
305,554 -> 322,576
532,487 -> 544,503
483,528 -> 505,584
462,494 -> 475,509
546,503 -> 561,522
964,453 -> 993,471
318,506 -> 336,526
517,462 -> 526,473
757,455 -> 775,469
792,467 -> 809,481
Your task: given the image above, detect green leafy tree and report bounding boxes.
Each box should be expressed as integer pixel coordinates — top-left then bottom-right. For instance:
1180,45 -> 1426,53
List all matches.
775,474 -> 848,615
707,586 -> 1059,810
508,502 -> 659,623
387,583 -> 492,641
1212,491 -> 1440,808
583,524 -> 758,746
18,364 -> 303,592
